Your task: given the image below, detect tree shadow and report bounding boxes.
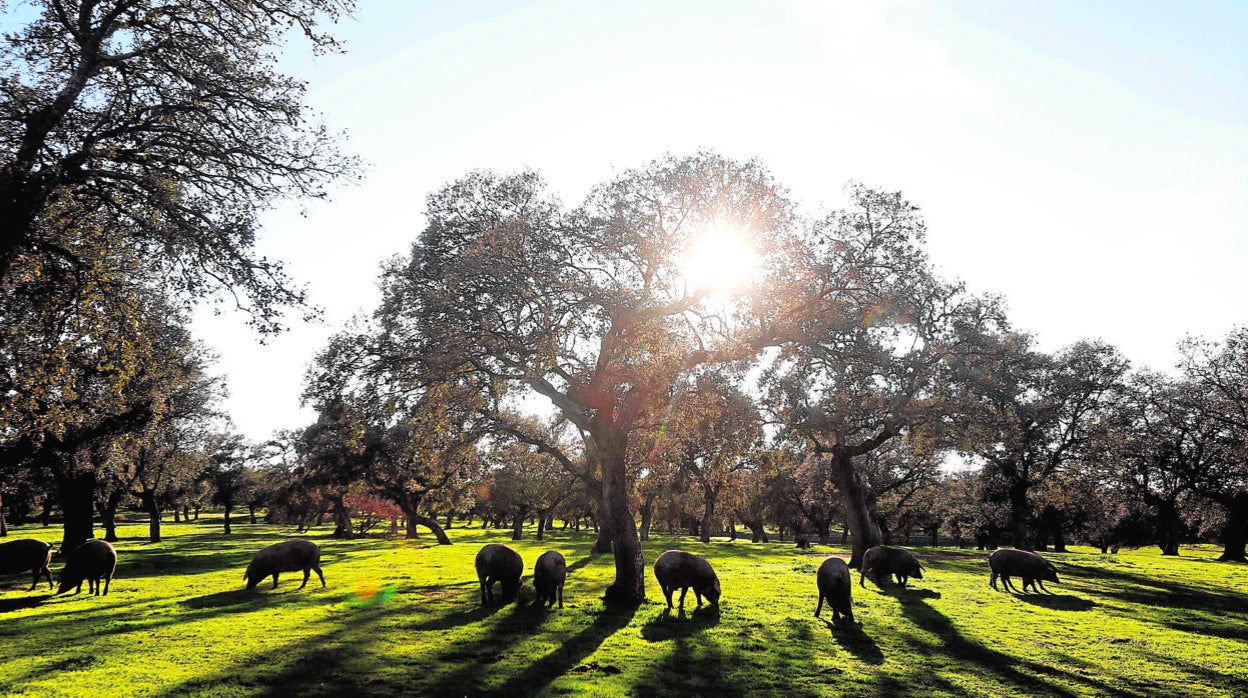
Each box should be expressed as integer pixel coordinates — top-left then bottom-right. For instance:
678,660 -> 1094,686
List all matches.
566,555 -> 596,574
501,607 -> 636,694
417,601 -> 563,693
893,592 -> 1079,696
1062,564 -> 1248,614
641,606 -> 721,642
1012,593 -> 1096,611
404,602 -> 504,631
632,632 -> 753,698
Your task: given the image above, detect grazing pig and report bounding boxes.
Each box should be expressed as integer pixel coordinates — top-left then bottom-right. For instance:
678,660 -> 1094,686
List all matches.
57,539 -> 117,596
0,538 -> 53,591
475,543 -> 523,605
532,550 -> 566,608
988,548 -> 1059,593
859,545 -> 924,589
245,540 -> 325,591
653,550 -> 720,611
814,556 -> 854,623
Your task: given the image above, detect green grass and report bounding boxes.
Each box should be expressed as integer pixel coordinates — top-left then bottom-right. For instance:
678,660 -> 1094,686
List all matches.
1,520 -> 1246,697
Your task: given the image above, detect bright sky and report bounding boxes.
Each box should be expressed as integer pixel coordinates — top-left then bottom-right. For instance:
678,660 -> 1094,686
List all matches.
176,0 -> 1247,440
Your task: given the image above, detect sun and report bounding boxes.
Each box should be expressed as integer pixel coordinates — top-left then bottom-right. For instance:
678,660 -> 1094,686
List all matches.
679,223 -> 760,296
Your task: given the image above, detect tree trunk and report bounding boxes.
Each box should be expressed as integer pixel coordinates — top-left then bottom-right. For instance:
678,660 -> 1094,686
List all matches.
141,491 -> 162,543
1216,491 -> 1248,563
536,509 -> 548,541
639,496 -> 654,542
57,471 -> 97,554
445,512 -> 453,530
330,496 -> 354,539
0,492 -> 7,537
1008,479 -> 1032,550
746,521 -> 767,543
827,450 -> 880,568
409,514 -> 452,544
511,510 -> 526,541
700,486 -> 716,544
223,503 -> 233,535
248,504 -> 258,525
96,489 -> 121,544
1158,500 -> 1180,556
172,506 -> 181,523
599,436 -> 645,606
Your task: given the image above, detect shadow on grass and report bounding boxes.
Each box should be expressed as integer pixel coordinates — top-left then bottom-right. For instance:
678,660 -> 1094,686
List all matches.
641,606 -> 721,642
501,607 -> 636,694
418,601 -> 569,694
0,594 -> 49,612
179,589 -> 265,610
1062,564 -> 1248,615
566,555 -> 596,574
820,620 -> 884,665
405,602 -> 505,631
893,591 -> 1080,696
1012,593 -> 1096,611
633,630 -> 754,698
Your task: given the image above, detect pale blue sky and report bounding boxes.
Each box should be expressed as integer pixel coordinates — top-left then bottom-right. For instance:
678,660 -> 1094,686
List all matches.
7,1 -> 1245,438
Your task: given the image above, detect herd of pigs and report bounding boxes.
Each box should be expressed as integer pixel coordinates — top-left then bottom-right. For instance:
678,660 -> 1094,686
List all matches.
3,535 -> 1061,626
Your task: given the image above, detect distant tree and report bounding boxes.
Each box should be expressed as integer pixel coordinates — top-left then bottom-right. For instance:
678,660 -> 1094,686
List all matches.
203,433 -> 254,535
296,400 -> 377,540
368,384 -> 488,544
859,437 -> 943,546
731,447 -> 797,543
487,439 -> 576,542
958,335 -> 1129,549
1095,372 -> 1217,555
649,372 -> 762,543
1177,328 -> 1248,562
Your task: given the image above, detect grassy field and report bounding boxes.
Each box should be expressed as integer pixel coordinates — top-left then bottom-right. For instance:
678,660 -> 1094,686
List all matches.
1,519 -> 1246,697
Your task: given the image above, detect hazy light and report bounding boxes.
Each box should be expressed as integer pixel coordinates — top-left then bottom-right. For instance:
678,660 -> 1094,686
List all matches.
679,223 -> 760,296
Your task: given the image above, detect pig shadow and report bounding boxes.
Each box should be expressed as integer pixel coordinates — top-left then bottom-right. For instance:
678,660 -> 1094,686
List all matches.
821,619 -> 885,665
0,595 -> 48,613
1012,593 -> 1095,611
641,606 -> 721,641
180,589 -> 266,609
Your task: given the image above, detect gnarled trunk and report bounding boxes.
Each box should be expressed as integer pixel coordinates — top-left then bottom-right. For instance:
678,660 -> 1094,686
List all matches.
599,437 -> 644,606
827,449 -> 880,568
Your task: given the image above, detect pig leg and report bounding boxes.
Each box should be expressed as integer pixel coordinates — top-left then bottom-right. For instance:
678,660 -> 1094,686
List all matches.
815,593 -> 825,618
314,565 -> 326,587
299,568 -> 310,590
272,572 -> 280,589
678,586 -> 689,610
